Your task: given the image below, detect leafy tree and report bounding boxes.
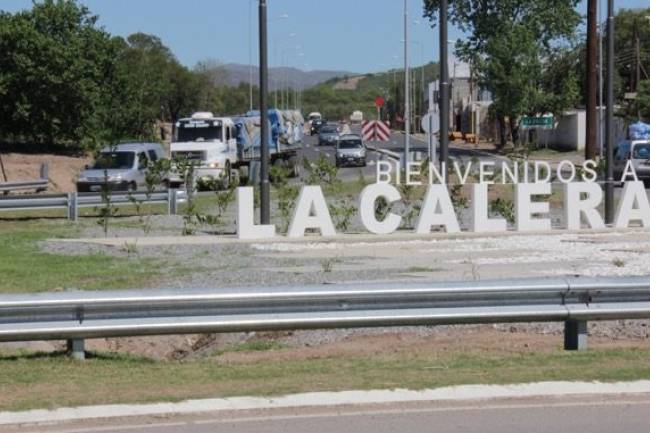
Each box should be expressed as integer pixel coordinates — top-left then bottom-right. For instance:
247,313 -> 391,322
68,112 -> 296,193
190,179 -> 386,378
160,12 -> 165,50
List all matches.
639,80 -> 650,122
0,0 -> 117,149
611,8 -> 650,96
422,0 -> 581,147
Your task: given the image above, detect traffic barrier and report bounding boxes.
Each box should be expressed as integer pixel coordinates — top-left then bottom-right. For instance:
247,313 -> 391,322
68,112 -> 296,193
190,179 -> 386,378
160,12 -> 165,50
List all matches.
0,190 -> 186,220
1,276 -> 650,359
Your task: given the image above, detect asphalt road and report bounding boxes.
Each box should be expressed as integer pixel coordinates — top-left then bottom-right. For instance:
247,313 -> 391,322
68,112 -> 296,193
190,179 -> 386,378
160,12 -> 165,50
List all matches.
298,125 -> 502,182
15,395 -> 650,433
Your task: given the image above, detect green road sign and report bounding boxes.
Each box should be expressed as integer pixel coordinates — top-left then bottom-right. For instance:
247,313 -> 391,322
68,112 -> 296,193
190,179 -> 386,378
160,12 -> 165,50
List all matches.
522,116 -> 553,127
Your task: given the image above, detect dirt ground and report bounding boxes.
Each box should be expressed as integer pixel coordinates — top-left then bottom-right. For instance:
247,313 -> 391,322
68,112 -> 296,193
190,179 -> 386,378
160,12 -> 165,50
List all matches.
46,323 -> 649,362
0,153 -> 89,193
332,76 -> 366,91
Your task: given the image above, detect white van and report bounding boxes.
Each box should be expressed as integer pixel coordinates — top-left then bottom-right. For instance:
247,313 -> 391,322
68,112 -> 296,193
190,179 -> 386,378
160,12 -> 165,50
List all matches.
76,142 -> 165,192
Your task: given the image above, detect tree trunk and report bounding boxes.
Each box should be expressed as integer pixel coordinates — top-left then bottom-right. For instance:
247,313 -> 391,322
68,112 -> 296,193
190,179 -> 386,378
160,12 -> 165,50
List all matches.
509,116 -> 520,147
498,116 -> 507,148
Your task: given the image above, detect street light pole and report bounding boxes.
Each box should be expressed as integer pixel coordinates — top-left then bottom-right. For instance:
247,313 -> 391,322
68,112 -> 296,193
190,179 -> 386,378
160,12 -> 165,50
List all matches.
404,0 -> 410,169
605,0 -> 614,224
259,0 -> 270,224
249,0 -> 254,112
439,0 -> 450,177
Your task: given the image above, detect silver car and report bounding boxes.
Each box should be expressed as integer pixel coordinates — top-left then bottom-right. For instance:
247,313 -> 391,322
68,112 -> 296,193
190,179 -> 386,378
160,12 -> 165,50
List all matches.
76,142 -> 165,192
318,124 -> 339,146
335,135 -> 366,167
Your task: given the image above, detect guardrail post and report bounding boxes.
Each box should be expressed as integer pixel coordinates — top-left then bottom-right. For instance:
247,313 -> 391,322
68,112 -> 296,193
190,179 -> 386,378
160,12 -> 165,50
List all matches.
66,339 -> 85,360
67,192 -> 78,222
564,320 -> 588,351
167,189 -> 178,215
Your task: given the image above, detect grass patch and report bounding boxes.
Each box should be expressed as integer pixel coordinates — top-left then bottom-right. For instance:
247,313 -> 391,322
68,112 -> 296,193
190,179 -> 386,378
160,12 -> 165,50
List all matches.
2,344 -> 650,411
0,220 -> 164,293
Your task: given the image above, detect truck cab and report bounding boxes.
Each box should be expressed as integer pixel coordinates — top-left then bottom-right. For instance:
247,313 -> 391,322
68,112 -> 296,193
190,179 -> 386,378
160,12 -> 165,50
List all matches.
169,112 -> 237,187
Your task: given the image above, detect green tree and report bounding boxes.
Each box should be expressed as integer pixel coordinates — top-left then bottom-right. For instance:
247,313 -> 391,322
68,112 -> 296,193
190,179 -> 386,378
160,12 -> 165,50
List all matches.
639,80 -> 650,121
0,0 -> 117,149
422,0 -> 581,147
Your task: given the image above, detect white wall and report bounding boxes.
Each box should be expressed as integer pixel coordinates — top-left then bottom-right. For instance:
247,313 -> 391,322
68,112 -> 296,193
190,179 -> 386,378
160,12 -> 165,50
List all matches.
536,109 -> 627,152
536,111 -> 585,151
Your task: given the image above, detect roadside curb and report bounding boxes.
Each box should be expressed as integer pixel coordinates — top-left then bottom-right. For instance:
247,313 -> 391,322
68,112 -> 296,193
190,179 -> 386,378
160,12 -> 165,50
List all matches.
3,381 -> 650,426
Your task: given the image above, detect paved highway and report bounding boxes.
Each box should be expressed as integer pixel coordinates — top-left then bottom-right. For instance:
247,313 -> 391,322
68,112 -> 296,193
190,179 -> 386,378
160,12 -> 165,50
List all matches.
13,395 -> 650,433
298,125 -> 502,182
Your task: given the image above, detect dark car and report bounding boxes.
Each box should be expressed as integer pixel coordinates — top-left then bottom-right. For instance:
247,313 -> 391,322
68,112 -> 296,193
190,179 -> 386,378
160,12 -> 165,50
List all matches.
310,118 -> 325,135
318,125 -> 339,146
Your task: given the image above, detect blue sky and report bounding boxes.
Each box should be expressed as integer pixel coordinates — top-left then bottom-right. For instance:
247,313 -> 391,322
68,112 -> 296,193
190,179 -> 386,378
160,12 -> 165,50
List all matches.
1,0 -> 647,73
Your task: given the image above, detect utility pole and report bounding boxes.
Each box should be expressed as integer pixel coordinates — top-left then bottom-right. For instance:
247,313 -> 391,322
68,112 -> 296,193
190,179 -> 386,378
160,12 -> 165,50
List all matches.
598,4 -> 604,157
404,0 -> 410,170
605,0 -> 614,225
249,0 -> 254,112
586,0 -> 598,160
635,21 -> 641,119
259,0 -> 270,224
439,0 -> 450,176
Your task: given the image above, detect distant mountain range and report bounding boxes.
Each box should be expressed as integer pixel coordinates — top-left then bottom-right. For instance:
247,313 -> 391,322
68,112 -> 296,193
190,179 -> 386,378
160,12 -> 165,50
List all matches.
221,63 -> 355,91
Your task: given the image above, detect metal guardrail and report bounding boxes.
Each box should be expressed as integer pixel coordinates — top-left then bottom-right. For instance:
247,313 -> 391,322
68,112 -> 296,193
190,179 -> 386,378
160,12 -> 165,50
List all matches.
0,179 -> 49,193
0,163 -> 49,193
2,276 -> 650,358
0,189 -> 186,219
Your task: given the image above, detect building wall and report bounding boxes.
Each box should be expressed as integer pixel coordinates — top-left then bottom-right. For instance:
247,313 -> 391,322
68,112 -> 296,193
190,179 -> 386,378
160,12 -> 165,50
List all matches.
536,109 -> 626,152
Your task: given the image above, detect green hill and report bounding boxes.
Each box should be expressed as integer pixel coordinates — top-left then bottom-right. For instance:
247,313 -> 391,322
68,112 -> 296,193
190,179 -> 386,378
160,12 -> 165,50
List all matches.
301,62 -> 440,124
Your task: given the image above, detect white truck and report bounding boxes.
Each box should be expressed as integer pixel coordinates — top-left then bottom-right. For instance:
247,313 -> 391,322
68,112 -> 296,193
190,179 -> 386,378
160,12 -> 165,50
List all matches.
169,112 -> 238,188
350,110 -> 363,124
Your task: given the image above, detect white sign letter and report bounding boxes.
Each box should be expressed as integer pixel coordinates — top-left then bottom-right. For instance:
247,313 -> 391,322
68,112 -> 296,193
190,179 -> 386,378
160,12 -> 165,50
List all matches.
614,181 -> 650,228
406,162 -> 422,185
471,183 -> 506,232
621,160 -> 639,182
415,185 -> 460,234
236,187 -> 276,239
533,161 -> 552,183
515,183 -> 552,231
287,186 -> 336,237
359,183 -> 402,234
376,160 -> 393,184
581,159 -> 598,182
563,182 -> 605,230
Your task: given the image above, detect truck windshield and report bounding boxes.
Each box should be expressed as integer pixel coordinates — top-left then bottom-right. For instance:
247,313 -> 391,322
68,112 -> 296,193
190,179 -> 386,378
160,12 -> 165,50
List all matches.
633,144 -> 650,159
176,122 -> 223,142
92,152 -> 135,170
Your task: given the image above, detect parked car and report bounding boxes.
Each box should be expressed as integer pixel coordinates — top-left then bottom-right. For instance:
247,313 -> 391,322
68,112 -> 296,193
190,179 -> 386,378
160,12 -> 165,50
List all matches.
335,134 -> 366,167
318,124 -> 339,146
613,139 -> 650,185
76,142 -> 165,192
